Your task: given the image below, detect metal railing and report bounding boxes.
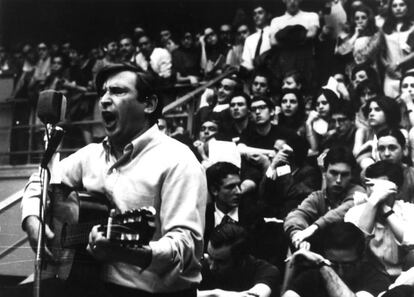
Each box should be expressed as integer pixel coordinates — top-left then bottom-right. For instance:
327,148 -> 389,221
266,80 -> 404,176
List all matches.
0,190 -> 27,260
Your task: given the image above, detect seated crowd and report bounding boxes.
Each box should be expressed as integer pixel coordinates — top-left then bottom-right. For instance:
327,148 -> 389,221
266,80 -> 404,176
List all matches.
3,0 -> 414,296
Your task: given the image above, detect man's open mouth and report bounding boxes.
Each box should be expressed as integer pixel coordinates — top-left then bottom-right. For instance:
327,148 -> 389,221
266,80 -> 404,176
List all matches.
101,111 -> 117,130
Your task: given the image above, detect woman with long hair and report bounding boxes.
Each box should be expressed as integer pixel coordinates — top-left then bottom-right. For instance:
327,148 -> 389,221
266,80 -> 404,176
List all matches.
353,96 -> 405,168
277,89 -> 307,136
305,88 -> 339,154
380,0 -> 414,98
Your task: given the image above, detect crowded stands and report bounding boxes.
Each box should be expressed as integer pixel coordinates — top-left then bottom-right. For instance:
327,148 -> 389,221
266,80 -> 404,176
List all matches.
2,0 -> 414,296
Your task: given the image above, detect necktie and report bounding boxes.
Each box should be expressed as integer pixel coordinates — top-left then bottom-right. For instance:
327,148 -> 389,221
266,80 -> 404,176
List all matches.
221,214 -> 235,225
254,29 -> 263,58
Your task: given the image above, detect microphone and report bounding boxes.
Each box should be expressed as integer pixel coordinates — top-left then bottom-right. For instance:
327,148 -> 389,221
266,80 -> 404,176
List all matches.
37,90 -> 67,125
41,126 -> 65,169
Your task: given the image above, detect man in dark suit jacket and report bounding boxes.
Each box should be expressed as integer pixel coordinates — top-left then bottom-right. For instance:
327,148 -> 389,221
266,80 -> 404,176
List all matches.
205,162 -> 261,251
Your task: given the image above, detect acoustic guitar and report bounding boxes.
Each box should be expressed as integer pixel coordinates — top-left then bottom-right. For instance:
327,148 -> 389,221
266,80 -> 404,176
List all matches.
42,184 -> 156,283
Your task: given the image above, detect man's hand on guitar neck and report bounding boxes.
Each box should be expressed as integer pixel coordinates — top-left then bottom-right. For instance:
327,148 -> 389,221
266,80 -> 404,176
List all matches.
87,225 -> 153,269
23,215 -> 56,260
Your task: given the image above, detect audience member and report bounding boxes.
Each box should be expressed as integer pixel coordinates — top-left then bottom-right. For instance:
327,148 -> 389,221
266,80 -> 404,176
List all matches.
135,34 -> 172,80
345,160 -> 414,281
353,96 -> 403,169
172,31 -> 201,84
305,89 -> 340,153
282,222 -> 391,297
92,38 -> 119,80
226,24 -> 251,68
118,34 -> 137,65
241,4 -> 271,71
380,0 -> 414,98
377,128 -> 414,202
284,146 -> 364,251
321,100 -> 357,151
269,0 -> 320,90
277,89 -> 307,136
198,223 -> 280,297
216,92 -> 251,143
204,162 -> 262,249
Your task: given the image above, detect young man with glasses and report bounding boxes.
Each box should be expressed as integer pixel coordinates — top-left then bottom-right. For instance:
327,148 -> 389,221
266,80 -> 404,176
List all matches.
320,101 -> 356,151
238,96 -> 296,195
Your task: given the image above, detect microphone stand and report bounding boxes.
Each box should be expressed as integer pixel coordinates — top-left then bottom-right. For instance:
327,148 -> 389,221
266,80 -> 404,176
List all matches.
33,124 -> 64,297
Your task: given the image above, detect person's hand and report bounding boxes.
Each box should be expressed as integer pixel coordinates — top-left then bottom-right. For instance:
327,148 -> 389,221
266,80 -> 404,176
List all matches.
87,224 -> 112,261
291,225 -> 318,249
365,178 -> 398,205
248,153 -> 270,168
389,267 -> 414,289
24,215 -> 56,261
336,82 -> 350,100
306,110 -> 319,125
400,91 -> 414,107
291,249 -> 331,268
270,151 -> 290,169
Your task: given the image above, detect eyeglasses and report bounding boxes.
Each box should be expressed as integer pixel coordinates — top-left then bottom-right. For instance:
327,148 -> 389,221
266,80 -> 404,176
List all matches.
200,125 -> 218,132
238,30 -> 249,35
251,104 -> 268,112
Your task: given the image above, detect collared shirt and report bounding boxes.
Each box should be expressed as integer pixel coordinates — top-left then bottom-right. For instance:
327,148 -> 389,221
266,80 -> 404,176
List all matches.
21,125 -> 207,293
269,10 -> 319,45
241,26 -> 271,70
214,204 -> 239,227
345,199 -> 414,277
135,48 -> 172,78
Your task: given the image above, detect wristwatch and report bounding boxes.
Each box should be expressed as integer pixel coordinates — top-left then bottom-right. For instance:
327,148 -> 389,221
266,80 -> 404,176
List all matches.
382,209 -> 394,220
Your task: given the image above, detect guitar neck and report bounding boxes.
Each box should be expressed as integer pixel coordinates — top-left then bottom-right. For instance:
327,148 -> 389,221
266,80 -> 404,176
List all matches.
62,219 -> 106,248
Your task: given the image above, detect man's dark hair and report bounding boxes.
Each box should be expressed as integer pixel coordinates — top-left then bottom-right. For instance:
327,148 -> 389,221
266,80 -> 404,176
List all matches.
222,74 -> 244,95
251,94 -> 274,110
377,128 -> 406,149
323,146 -> 357,170
119,33 -> 133,43
230,92 -> 251,109
95,63 -> 163,125
206,161 -> 240,196
209,222 -> 249,260
322,222 -> 365,258
283,70 -> 304,88
365,160 -> 404,189
362,96 -> 401,128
